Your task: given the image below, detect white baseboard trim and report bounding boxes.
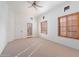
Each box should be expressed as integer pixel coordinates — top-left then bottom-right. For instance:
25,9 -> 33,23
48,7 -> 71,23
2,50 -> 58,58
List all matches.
39,36 -> 79,50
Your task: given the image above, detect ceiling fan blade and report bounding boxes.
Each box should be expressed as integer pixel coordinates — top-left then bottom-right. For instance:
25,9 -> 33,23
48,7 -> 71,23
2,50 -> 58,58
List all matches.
33,5 -> 38,10
28,5 -> 37,10
36,4 -> 42,7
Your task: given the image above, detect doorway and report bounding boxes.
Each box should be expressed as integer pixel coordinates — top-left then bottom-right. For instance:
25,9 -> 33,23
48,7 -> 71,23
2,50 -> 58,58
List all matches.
27,23 -> 32,37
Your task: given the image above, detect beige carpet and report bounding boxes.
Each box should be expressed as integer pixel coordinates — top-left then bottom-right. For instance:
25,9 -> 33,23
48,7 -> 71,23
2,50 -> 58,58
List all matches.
0,37 -> 79,57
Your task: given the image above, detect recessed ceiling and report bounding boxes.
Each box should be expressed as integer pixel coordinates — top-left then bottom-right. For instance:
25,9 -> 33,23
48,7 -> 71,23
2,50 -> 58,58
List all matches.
8,1 -> 63,17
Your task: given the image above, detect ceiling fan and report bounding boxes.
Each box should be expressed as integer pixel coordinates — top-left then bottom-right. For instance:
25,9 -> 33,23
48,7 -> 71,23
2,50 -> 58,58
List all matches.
27,1 -> 42,9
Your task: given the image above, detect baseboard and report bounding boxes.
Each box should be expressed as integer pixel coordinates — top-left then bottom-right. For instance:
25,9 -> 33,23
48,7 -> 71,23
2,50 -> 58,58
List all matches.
8,36 -> 38,43
39,36 -> 79,50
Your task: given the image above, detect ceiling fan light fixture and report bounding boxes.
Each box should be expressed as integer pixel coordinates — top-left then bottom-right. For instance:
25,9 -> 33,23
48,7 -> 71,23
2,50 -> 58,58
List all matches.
27,1 -> 42,9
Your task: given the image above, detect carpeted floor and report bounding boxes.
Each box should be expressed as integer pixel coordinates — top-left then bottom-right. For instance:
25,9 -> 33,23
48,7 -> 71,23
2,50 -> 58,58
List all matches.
0,37 -> 79,57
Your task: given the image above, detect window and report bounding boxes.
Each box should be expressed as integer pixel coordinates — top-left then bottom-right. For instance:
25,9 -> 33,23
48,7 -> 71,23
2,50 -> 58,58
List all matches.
41,21 -> 47,34
58,12 -> 79,39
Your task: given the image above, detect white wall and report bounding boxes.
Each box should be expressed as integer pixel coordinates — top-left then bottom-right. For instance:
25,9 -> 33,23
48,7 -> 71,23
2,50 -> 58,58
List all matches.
7,5 -> 16,42
38,1 -> 79,49
0,2 -> 8,54
15,15 -> 38,39
7,3 -> 38,42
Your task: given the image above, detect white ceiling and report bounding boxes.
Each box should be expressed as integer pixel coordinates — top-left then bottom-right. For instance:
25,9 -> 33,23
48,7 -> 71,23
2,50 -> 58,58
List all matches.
8,1 -> 63,17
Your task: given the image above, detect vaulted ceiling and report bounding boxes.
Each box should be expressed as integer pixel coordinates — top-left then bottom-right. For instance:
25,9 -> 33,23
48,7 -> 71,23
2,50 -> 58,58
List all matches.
8,1 -> 63,17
